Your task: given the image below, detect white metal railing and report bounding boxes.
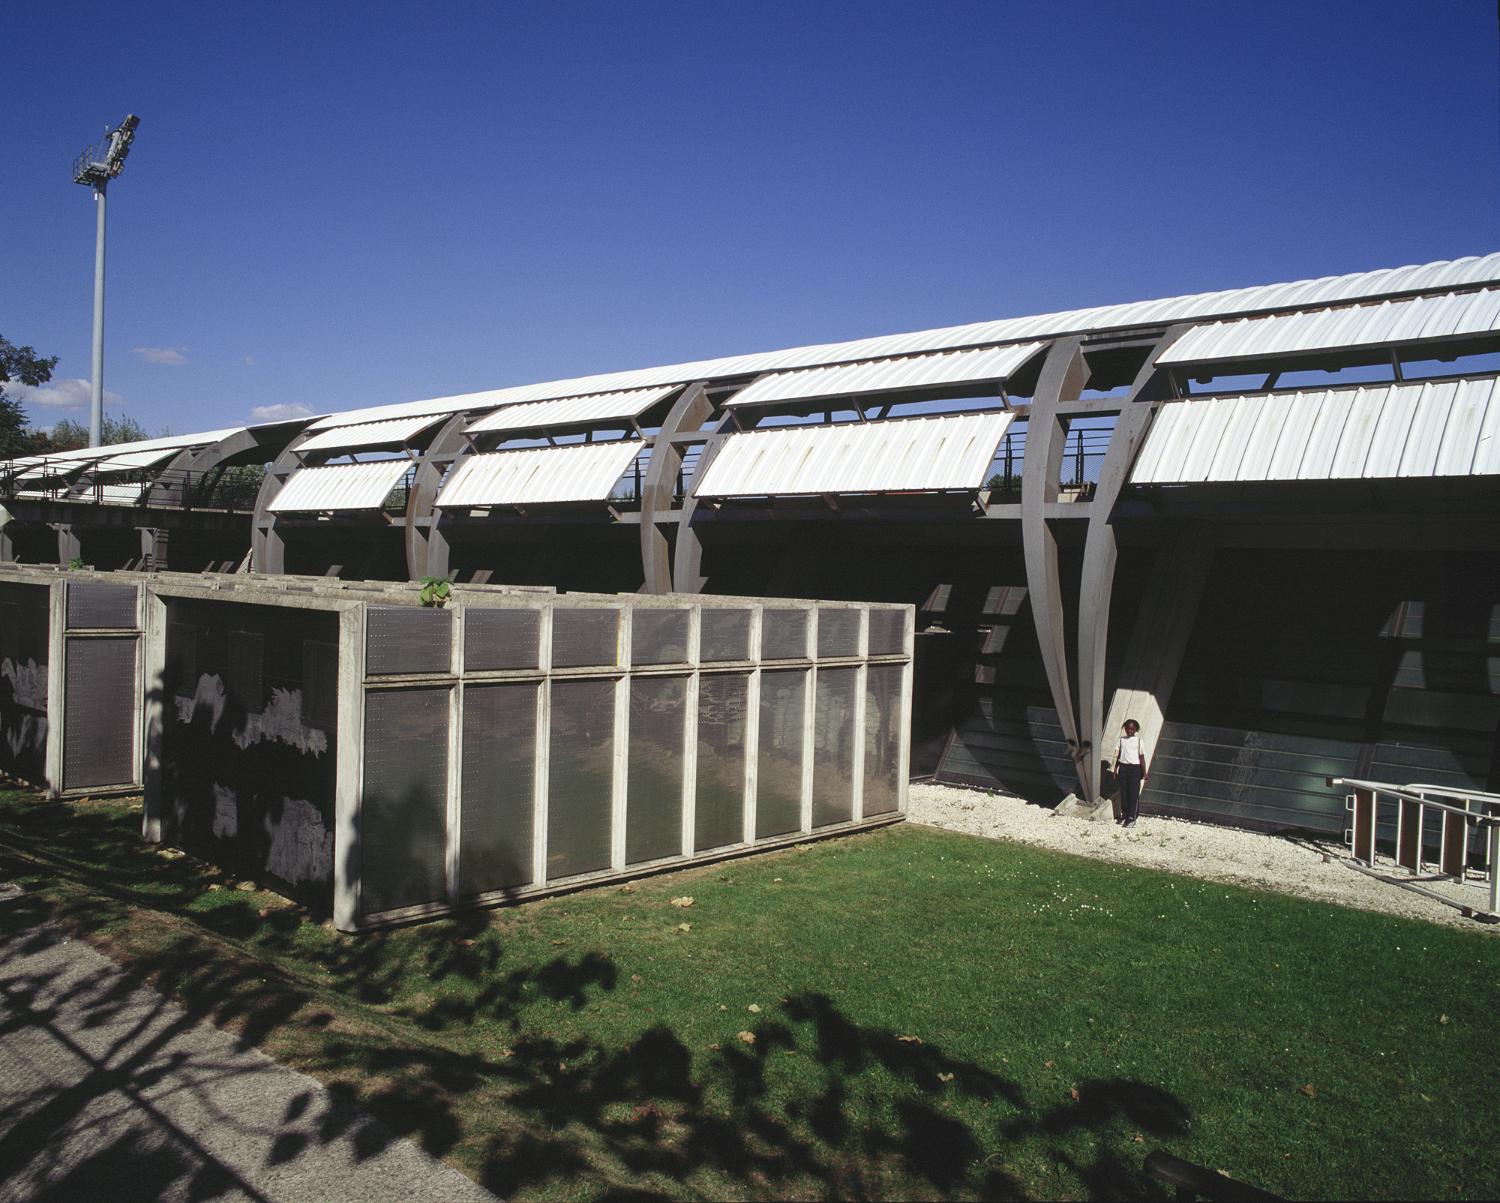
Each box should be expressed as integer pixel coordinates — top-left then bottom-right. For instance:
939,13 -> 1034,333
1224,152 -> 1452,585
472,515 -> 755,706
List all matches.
1332,776 -> 1500,922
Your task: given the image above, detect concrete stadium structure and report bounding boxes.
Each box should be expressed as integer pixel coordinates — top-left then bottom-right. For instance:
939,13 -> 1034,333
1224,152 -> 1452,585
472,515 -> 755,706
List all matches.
6,252 -> 1500,834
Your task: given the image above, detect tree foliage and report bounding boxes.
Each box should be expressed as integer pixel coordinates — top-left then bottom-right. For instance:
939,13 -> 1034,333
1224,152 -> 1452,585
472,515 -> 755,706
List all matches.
0,335 -> 60,458
47,413 -> 154,451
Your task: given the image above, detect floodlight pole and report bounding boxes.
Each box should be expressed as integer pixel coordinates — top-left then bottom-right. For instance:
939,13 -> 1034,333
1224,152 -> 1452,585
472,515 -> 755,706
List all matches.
89,179 -> 108,448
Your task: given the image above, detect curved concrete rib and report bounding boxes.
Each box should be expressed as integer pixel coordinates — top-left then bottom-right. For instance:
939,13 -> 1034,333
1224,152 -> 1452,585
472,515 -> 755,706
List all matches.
638,383 -> 709,594
1019,337 -> 1089,793
404,413 -> 469,581
1073,325 -> 1188,799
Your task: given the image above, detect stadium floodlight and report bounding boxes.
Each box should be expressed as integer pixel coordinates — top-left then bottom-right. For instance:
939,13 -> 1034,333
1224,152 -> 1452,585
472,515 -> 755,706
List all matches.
72,114 -> 140,447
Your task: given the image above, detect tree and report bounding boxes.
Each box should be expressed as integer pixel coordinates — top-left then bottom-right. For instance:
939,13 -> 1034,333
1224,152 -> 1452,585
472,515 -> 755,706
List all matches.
48,412 -> 154,451
0,335 -> 60,458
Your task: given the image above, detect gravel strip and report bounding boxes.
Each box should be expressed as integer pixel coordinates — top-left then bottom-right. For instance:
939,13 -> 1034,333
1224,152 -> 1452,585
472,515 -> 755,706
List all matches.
908,781 -> 1499,932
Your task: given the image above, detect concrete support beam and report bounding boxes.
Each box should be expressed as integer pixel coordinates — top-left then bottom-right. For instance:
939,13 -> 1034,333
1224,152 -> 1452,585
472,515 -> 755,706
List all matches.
404,413 -> 469,581
672,409 -> 738,594
639,383 -> 709,594
1019,337 -> 1090,792
1098,522 -> 1213,799
54,524 -> 81,567
140,527 -> 167,570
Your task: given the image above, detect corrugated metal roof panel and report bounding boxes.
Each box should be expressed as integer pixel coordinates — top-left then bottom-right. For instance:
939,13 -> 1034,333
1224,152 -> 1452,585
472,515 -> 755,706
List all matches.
88,447 -> 182,475
24,427 -> 245,467
296,415 -> 448,453
434,441 -> 645,507
1132,378 -> 1500,484
305,253 -> 1500,432
267,460 -> 411,512
723,344 -> 1045,408
466,386 -> 679,434
694,413 -> 1014,497
1160,287 -> 1500,365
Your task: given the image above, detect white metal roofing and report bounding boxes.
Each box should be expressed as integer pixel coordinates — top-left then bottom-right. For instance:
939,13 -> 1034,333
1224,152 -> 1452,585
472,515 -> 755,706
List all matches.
1130,377 -> 1500,484
434,441 -> 646,507
295,414 -> 448,453
24,427 -> 246,467
694,412 -> 1016,497
723,344 -> 1045,408
1160,288 -> 1500,366
87,447 -> 183,475
305,252 -> 1500,432
266,460 -> 412,512
466,386 -> 680,435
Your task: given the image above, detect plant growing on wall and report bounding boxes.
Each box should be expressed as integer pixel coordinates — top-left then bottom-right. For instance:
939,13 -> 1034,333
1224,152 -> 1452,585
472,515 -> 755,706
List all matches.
66,557 -> 85,571
418,575 -> 453,608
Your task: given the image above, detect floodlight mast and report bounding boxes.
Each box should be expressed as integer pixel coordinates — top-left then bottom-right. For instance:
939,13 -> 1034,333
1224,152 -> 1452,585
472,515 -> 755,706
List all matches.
72,114 -> 140,448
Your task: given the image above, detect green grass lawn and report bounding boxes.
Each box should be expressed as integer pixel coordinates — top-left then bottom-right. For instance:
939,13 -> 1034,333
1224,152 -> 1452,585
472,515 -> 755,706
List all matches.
1,786 -> 1496,1201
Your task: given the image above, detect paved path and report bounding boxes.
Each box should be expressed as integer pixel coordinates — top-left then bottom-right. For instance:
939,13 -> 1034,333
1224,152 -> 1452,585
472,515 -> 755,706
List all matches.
0,883 -> 496,1203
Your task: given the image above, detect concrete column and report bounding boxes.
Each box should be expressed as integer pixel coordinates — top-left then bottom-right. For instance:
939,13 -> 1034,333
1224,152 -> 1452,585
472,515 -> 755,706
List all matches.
1097,523 -> 1213,801
140,527 -> 167,570
54,524 -> 82,567
403,413 -> 469,582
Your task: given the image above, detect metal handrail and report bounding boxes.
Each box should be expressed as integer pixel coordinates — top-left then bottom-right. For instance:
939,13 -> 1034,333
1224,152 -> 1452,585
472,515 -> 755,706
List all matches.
1329,777 -> 1500,823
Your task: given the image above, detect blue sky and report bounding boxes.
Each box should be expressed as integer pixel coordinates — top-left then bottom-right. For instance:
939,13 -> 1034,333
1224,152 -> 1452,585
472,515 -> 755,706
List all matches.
3,0 -> 1497,434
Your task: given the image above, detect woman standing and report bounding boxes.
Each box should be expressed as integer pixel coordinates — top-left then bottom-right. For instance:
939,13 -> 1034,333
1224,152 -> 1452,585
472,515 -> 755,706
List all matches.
1113,719 -> 1148,828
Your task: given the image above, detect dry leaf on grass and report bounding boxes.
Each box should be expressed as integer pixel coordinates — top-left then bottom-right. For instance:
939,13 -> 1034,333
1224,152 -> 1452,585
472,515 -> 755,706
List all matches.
1299,1084 -> 1317,1098
937,1072 -> 955,1083
898,1035 -> 923,1044
1439,1014 -> 1450,1025
676,923 -> 692,933
1069,1088 -> 1081,1101
747,1004 -> 761,1013
1044,1059 -> 1055,1069
671,896 -> 695,908
630,974 -> 642,984
737,1030 -> 756,1045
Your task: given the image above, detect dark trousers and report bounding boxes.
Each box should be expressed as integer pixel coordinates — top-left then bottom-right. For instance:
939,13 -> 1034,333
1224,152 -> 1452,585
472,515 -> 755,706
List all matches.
1118,763 -> 1143,821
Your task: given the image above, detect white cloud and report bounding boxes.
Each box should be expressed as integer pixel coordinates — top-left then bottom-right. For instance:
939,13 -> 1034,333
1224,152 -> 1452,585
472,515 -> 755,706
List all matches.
134,346 -> 188,365
243,355 -> 256,366
8,378 -> 124,412
250,403 -> 314,423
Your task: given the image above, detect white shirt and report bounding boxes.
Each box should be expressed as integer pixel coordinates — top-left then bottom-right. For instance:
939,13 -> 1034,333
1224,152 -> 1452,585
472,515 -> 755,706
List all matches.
1117,734 -> 1143,766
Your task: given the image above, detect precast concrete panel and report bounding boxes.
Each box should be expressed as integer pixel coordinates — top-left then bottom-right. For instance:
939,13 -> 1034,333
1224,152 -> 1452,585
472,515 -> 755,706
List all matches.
461,682 -> 537,894
817,609 -> 861,658
867,609 -> 907,657
361,687 -> 451,914
546,678 -> 616,878
695,673 -> 748,851
626,675 -> 687,863
761,609 -> 809,660
631,608 -> 690,665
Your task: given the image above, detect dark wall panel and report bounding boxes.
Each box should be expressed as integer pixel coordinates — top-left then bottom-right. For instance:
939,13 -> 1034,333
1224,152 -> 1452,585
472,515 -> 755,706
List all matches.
361,686 -> 451,914
756,670 -> 806,838
465,608 -> 540,672
812,667 -> 858,827
547,678 -> 615,877
0,582 -> 50,784
62,636 -> 136,790
552,609 -> 620,669
626,676 -> 686,863
863,664 -> 903,815
631,609 -> 690,666
700,608 -> 751,661
761,610 -> 808,660
817,609 -> 860,658
695,673 -> 748,850
366,607 -> 452,675
160,599 -> 340,913
461,682 -> 536,894
66,582 -> 137,629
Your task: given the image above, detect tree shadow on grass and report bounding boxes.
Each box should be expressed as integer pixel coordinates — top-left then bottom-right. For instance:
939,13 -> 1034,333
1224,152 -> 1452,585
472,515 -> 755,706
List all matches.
0,791 -> 1191,1200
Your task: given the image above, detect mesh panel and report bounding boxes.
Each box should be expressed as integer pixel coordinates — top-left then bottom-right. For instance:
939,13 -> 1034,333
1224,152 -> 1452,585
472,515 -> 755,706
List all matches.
62,637 -> 136,790
626,676 -> 686,863
464,608 -> 541,672
631,609 -> 690,666
867,609 -> 907,657
360,687 -> 450,914
700,608 -> 751,661
695,674 -> 748,851
552,608 -> 620,669
302,641 -> 339,731
461,682 -> 536,894
863,664 -> 903,815
366,607 -> 452,676
66,582 -> 137,629
756,669 -> 806,838
761,609 -> 809,660
546,678 -> 615,877
812,668 -> 858,827
227,631 -> 264,712
817,609 -> 860,658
